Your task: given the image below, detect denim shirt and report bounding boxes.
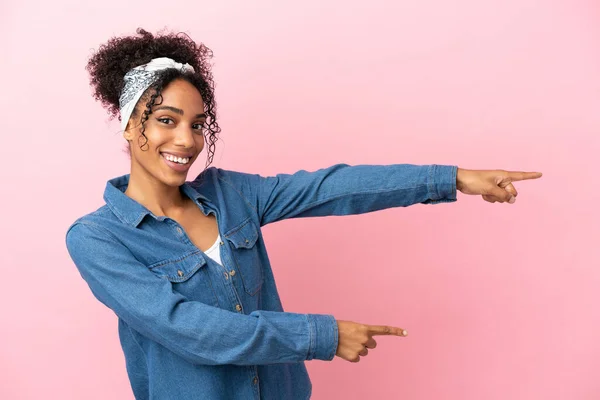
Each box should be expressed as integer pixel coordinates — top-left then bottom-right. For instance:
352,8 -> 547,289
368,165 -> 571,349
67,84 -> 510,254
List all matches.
65,163 -> 457,400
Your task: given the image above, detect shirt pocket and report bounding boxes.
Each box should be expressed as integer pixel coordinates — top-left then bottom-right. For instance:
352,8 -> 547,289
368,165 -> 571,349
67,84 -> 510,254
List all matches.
147,251 -> 219,307
223,218 -> 264,296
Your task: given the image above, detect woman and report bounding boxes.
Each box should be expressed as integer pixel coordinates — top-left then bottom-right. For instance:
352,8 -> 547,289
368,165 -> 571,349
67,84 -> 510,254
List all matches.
66,28 -> 542,400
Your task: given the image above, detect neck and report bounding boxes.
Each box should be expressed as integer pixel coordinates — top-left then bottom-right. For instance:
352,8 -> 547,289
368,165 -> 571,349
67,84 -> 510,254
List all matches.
124,162 -> 189,218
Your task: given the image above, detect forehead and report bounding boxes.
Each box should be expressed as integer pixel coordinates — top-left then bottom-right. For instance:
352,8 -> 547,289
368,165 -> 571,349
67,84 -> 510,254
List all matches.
158,79 -> 204,110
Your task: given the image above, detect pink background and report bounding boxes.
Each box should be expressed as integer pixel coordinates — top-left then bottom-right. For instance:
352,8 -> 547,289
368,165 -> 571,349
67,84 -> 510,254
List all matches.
2,0 -> 599,399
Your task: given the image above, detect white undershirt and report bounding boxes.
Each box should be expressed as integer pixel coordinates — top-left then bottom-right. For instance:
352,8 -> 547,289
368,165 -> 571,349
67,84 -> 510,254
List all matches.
203,234 -> 223,266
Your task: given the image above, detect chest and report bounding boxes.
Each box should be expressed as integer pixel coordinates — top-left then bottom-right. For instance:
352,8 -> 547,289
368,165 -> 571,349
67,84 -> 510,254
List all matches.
175,205 -> 220,252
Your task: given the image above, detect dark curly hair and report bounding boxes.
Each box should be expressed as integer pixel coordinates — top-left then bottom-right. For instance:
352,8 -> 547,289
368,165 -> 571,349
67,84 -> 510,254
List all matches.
86,28 -> 220,167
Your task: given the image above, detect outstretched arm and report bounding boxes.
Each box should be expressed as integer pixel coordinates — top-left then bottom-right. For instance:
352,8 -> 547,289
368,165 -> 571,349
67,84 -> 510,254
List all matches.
65,222 -> 338,366
215,163 -> 458,226
213,164 -> 542,226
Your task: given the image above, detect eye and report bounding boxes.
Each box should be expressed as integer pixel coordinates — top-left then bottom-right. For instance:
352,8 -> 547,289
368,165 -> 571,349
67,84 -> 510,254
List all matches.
193,121 -> 207,132
157,117 -> 174,125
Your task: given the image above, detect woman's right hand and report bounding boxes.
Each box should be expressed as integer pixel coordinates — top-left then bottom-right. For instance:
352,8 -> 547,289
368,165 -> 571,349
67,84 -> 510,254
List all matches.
335,320 -> 408,363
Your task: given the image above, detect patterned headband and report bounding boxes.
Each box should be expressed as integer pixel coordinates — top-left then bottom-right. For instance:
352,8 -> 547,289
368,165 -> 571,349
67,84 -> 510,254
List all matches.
119,57 -> 195,131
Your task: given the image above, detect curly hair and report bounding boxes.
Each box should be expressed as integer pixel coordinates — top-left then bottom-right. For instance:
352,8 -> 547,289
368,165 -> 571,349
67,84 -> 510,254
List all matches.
86,28 -> 220,167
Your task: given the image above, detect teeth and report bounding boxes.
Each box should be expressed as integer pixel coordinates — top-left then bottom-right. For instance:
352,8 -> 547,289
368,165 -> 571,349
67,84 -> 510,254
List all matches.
162,153 -> 190,164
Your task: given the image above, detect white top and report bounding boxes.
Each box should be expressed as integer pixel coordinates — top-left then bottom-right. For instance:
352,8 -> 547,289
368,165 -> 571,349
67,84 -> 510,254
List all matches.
203,234 -> 223,266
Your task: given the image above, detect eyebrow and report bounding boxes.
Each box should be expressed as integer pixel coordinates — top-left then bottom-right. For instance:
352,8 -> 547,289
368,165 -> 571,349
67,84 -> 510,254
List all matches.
154,105 -> 206,119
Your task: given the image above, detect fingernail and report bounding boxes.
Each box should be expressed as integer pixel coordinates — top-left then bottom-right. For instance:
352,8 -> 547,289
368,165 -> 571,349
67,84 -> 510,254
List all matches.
509,196 -> 516,204
402,330 -> 408,336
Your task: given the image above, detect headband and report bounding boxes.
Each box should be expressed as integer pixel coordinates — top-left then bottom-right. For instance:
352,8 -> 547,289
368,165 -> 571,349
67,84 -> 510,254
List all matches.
119,57 -> 195,130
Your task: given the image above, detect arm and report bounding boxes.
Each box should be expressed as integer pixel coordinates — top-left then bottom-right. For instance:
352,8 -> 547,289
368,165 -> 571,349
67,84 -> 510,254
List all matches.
65,222 -> 338,366
217,163 -> 457,226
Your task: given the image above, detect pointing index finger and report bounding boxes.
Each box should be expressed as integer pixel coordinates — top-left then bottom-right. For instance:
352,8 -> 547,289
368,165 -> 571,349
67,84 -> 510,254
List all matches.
507,171 -> 543,181
367,325 -> 408,336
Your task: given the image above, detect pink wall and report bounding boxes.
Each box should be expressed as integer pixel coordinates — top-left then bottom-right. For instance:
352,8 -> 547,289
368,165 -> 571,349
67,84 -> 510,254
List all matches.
2,1 -> 598,399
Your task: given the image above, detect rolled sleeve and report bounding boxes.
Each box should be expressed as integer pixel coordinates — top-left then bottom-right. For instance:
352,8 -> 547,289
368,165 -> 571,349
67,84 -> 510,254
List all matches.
306,314 -> 338,361
426,164 -> 458,204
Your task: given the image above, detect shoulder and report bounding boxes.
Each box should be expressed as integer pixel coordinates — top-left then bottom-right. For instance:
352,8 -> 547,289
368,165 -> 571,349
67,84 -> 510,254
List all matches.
187,167 -> 265,216
188,166 -> 257,184
65,206 -> 119,246
188,166 -> 262,195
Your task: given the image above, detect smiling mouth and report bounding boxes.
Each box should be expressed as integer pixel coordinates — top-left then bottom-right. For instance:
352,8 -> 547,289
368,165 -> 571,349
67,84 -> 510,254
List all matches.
160,152 -> 192,165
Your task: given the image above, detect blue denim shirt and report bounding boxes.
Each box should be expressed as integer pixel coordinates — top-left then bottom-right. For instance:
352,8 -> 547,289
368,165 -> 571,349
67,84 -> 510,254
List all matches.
65,163 -> 457,400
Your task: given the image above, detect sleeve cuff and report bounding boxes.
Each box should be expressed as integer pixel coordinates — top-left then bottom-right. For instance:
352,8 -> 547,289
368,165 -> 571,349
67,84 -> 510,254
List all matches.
426,164 -> 458,204
306,314 -> 338,361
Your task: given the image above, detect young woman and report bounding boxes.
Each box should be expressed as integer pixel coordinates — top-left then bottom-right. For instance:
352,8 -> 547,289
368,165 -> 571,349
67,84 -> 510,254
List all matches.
66,28 -> 542,400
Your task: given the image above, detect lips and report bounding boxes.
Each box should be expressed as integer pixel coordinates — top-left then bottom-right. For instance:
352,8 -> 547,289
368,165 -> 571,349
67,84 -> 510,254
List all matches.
161,153 -> 192,172
160,151 -> 194,159
161,153 -> 189,163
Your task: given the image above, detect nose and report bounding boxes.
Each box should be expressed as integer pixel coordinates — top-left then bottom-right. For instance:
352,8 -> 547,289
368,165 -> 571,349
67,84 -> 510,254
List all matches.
172,125 -> 195,148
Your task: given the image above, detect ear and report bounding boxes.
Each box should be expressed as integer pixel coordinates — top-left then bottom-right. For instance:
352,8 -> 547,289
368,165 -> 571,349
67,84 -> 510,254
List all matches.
123,129 -> 133,141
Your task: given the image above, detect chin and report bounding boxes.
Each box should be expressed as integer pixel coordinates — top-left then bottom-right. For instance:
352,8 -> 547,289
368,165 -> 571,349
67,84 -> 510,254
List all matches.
165,173 -> 189,186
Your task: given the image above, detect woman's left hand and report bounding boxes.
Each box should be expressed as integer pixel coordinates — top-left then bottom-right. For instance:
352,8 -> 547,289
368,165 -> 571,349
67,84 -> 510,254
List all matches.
456,168 -> 543,204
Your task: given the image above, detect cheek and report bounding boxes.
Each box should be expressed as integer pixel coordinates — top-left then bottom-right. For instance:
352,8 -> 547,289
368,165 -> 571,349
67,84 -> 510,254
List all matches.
139,125 -> 167,147
196,134 -> 206,150
130,131 -> 163,160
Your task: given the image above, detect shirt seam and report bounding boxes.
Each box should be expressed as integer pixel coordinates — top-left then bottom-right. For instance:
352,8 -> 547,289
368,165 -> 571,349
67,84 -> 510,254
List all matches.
306,314 -> 314,361
289,185 -> 428,218
216,174 -> 260,217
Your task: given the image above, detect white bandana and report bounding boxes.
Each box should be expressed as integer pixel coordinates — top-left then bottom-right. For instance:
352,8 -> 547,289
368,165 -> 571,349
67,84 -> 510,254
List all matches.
119,57 -> 195,130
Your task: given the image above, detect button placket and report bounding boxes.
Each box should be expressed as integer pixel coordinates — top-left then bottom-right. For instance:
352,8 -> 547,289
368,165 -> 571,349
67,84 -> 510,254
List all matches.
217,237 -> 246,317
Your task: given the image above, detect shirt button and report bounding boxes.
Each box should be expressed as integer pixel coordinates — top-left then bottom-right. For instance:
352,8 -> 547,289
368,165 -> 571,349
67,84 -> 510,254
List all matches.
235,304 -> 242,312
177,270 -> 184,277
252,376 -> 258,385
229,270 -> 236,276
176,227 -> 183,234
220,241 -> 224,246
224,272 -> 229,280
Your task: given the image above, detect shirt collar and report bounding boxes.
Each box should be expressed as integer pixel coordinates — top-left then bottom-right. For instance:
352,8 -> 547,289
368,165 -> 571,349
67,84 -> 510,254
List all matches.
104,174 -> 210,227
